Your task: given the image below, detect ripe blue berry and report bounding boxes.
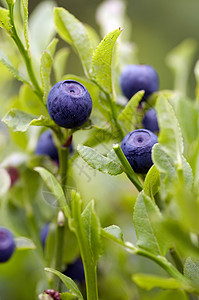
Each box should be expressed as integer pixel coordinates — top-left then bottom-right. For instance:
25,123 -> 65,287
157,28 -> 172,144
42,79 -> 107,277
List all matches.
121,129 -> 158,173
47,80 -> 92,128
0,227 -> 15,263
64,257 -> 85,283
120,64 -> 159,100
35,130 -> 58,162
39,223 -> 49,248
142,108 -> 159,133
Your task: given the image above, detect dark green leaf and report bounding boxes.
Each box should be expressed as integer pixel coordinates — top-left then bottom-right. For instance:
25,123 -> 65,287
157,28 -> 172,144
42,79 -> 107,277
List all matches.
133,192 -> 170,256
77,145 -> 123,175
91,28 -> 122,94
45,268 -> 84,300
54,7 -> 93,77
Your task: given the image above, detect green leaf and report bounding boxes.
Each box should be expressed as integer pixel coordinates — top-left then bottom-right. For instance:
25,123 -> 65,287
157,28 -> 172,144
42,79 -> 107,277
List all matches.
77,145 -> 123,175
156,96 -> 183,168
81,200 -> 102,263
144,165 -> 160,199
194,60 -> 199,103
102,225 -> 124,244
15,237 -> 36,250
45,268 -> 84,300
54,7 -> 93,77
0,7 -> 12,34
84,126 -> 114,148
152,290 -> 189,300
132,273 -> 183,291
91,27 -> 122,94
22,0 -> 29,51
0,168 -> 11,197
2,109 -> 56,132
53,47 -> 70,82
60,292 -> 77,300
0,50 -> 30,85
184,257 -> 199,286
34,167 -> 70,219
166,38 -> 197,95
118,90 -> 144,132
40,38 -> 58,103
176,97 -> 199,143
133,191 -> 169,256
85,24 -> 100,50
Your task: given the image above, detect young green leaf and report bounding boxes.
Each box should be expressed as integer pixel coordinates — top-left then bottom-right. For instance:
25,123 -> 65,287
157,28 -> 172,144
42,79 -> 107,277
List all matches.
53,47 -> 70,82
91,27 -> 122,94
22,0 -> 29,51
156,95 -> 183,168
40,38 -> 58,103
2,109 -> 56,132
118,90 -> 144,132
15,237 -> 36,250
0,7 -> 12,34
77,145 -> 123,175
102,225 -> 124,244
60,292 -> 77,300
81,200 -> 102,263
184,257 -> 199,286
54,7 -> 93,77
133,191 -> 170,256
34,167 -> 70,219
144,165 -> 160,199
45,268 -> 84,300
132,273 -> 183,291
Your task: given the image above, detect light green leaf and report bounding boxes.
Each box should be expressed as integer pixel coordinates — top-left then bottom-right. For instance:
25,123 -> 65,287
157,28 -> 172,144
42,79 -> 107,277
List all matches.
85,24 -> 100,50
184,257 -> 199,286
156,96 -> 183,168
77,145 -> 123,175
0,168 -> 11,197
132,273 -> 183,291
144,165 -> 160,199
118,90 -> 144,132
60,292 -> 77,300
34,167 -> 70,219
81,200 -> 102,263
103,225 -> 124,243
133,191 -> 169,256
0,50 -> 30,85
91,27 -> 122,94
40,38 -> 58,103
84,126 -> 114,148
22,0 -> 29,50
194,60 -> 199,103
0,7 -> 12,33
45,268 -> 84,300
166,38 -> 197,95
15,237 -> 36,250
176,97 -> 199,143
2,109 -> 56,132
53,47 -> 70,82
153,290 -> 189,300
54,7 -> 93,77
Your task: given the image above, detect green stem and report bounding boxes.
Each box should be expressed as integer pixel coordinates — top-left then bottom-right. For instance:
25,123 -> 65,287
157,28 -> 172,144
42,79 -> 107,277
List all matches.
113,144 -> 143,191
8,4 -> 43,100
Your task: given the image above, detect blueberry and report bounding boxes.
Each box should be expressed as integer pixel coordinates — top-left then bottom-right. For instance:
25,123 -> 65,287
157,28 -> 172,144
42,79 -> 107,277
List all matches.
39,223 -> 49,248
35,130 -> 58,162
142,108 -> 159,133
121,129 -> 158,173
47,80 -> 93,128
64,257 -> 85,283
0,227 -> 15,263
120,64 -> 159,100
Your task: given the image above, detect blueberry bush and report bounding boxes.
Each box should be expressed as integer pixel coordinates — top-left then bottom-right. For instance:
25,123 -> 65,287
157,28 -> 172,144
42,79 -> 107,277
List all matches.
1,0 -> 199,300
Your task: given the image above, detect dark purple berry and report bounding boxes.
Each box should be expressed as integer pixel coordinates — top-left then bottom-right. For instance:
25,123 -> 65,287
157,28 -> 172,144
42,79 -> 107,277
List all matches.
121,129 -> 158,173
47,80 -> 93,129
35,130 -> 58,162
120,64 -> 159,101
142,108 -> 159,133
64,257 -> 85,283
0,227 -> 15,263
